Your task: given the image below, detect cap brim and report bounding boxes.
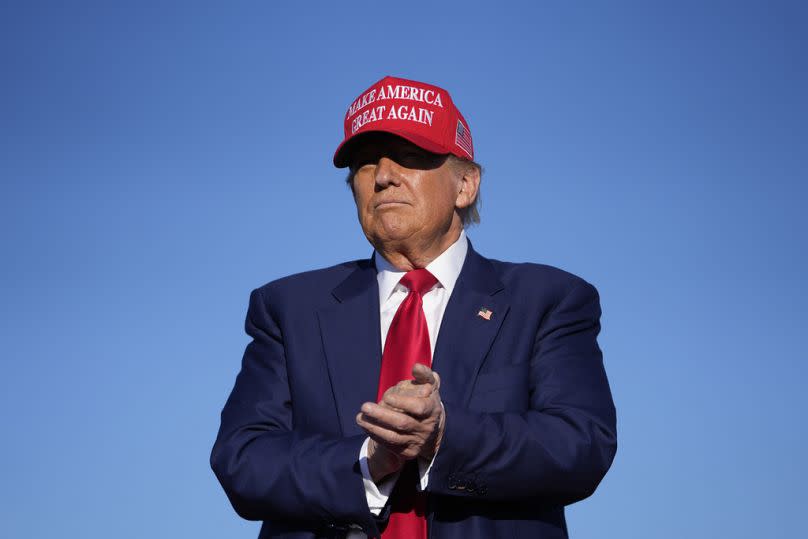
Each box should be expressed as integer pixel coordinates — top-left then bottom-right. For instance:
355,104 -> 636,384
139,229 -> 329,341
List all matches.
332,128 -> 449,168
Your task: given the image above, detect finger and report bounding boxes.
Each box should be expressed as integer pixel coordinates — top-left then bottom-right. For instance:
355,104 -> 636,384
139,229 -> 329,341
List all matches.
360,402 -> 420,433
384,379 -> 432,400
359,418 -> 427,461
357,413 -> 408,448
357,411 -> 421,456
382,392 -> 436,419
390,380 -> 419,395
412,363 -> 436,385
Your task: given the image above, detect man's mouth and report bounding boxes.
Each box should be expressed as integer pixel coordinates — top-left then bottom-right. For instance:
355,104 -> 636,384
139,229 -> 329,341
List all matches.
375,201 -> 408,209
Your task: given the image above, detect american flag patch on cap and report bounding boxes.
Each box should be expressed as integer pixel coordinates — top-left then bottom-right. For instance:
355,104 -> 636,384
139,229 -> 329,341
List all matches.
455,120 -> 473,158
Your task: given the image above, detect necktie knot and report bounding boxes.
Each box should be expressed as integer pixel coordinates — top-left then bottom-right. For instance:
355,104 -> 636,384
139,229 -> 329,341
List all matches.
399,269 -> 438,296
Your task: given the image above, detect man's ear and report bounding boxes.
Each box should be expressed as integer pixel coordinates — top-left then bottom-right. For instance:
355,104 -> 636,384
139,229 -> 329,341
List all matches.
455,163 -> 481,210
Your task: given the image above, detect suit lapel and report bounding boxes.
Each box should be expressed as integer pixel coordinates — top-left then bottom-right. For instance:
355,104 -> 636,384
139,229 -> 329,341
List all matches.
317,245 -> 509,434
432,245 -> 510,408
317,259 -> 383,437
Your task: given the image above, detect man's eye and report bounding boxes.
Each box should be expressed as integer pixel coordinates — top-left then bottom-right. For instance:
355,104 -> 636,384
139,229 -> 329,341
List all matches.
396,151 -> 424,165
351,158 -> 376,171
353,163 -> 375,174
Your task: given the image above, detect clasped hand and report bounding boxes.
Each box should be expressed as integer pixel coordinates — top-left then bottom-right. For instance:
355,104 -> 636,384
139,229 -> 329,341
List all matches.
355,363 -> 444,483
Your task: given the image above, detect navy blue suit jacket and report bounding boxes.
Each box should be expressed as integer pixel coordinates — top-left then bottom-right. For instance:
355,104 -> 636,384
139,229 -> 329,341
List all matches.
211,244 -> 617,538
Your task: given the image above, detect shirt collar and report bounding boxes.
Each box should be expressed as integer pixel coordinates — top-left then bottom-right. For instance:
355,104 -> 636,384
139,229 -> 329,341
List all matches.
375,230 -> 469,305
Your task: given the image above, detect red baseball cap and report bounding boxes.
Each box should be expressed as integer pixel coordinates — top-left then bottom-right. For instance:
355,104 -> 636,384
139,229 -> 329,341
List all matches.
333,75 -> 474,168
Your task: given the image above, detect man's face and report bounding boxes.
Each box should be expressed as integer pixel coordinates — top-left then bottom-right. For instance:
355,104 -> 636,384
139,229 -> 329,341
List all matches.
348,133 -> 462,251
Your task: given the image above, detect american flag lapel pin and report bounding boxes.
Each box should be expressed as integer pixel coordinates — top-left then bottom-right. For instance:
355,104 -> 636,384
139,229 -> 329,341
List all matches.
477,307 -> 493,321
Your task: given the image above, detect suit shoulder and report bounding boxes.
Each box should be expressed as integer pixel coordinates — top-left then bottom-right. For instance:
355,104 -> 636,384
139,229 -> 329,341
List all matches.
485,256 -> 598,298
251,259 -> 369,304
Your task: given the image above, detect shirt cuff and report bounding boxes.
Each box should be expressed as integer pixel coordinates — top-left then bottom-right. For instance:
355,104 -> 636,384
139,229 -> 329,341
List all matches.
359,437 -> 398,515
416,400 -> 444,491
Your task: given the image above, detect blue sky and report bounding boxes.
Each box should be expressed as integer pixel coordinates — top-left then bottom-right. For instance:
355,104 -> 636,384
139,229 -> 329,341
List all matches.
1,1 -> 806,537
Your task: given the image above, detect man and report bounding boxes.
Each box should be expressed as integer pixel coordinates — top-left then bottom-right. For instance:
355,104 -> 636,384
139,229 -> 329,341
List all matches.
211,75 -> 617,539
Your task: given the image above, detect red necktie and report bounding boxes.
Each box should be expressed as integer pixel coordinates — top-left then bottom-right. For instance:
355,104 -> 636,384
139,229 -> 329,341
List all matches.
377,269 -> 438,539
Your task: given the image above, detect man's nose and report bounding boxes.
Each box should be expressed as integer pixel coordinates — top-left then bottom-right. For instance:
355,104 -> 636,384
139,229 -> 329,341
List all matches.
374,157 -> 401,189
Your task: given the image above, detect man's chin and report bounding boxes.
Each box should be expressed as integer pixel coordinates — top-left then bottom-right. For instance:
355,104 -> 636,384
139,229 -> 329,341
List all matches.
369,224 -> 419,248
375,215 -> 415,236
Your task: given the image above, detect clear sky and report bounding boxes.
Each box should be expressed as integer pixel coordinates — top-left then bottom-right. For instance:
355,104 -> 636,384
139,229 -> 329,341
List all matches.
1,1 -> 806,537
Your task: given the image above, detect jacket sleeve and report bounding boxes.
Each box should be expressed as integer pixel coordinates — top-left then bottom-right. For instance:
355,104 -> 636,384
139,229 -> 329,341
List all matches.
427,280 -> 617,505
210,287 -> 381,537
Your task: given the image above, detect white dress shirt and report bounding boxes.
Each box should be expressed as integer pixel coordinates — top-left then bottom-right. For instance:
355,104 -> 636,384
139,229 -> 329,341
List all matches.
348,230 -> 468,537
